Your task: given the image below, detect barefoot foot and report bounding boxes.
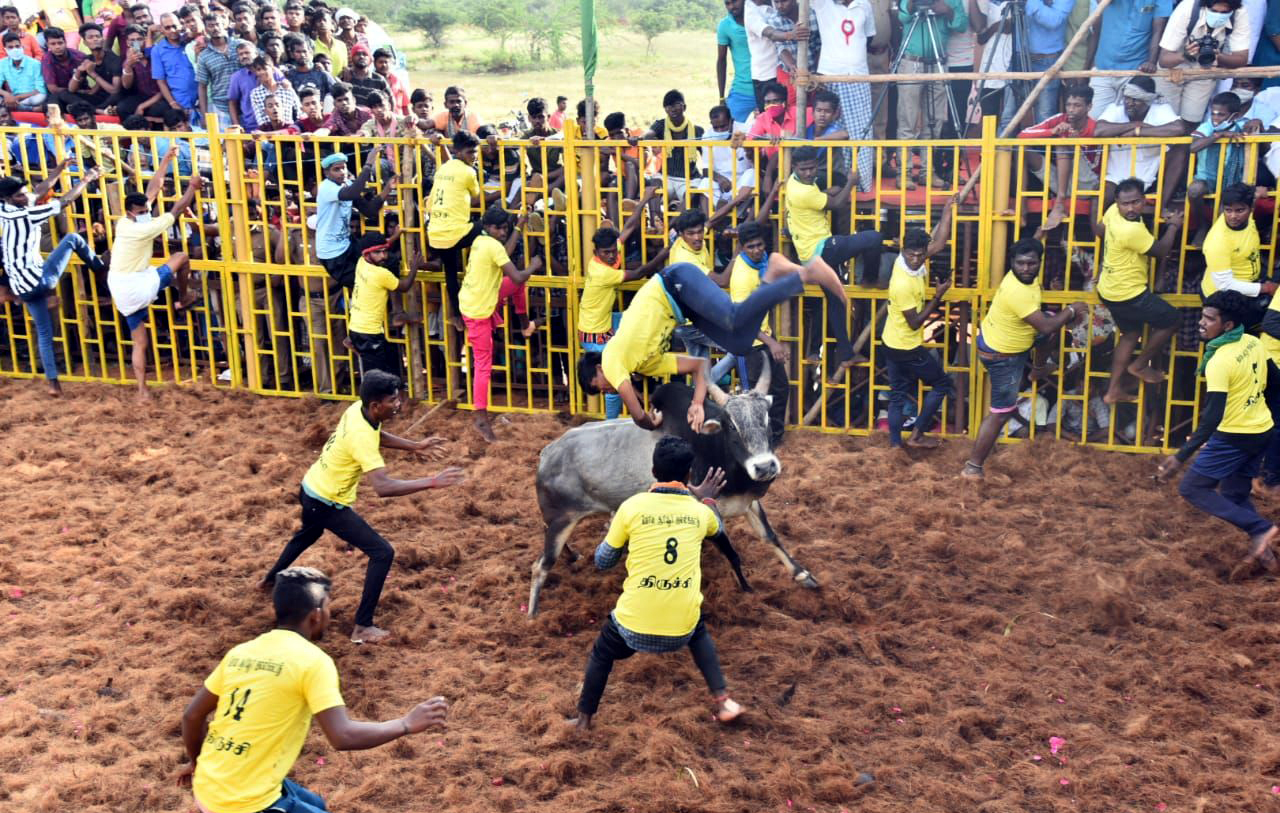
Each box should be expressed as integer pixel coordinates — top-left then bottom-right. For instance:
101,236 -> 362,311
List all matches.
1102,388 -> 1139,405
1127,363 -> 1167,385
905,434 -> 943,449
960,461 -> 984,479
351,624 -> 391,644
474,414 -> 497,442
713,695 -> 743,723
45,379 -> 62,397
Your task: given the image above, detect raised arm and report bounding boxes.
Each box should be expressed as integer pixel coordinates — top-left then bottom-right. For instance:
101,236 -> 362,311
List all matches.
168,174 -> 199,218
925,199 -> 956,258
336,155 -> 377,201
146,146 -> 178,201
30,156 -> 73,199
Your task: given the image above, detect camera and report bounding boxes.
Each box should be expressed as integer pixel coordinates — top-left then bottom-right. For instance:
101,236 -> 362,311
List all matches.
910,0 -> 935,13
1191,35 -> 1217,67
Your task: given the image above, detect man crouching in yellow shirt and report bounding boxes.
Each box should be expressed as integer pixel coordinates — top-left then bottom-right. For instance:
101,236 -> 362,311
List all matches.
180,567 -> 449,813
569,436 -> 742,729
258,370 -> 464,644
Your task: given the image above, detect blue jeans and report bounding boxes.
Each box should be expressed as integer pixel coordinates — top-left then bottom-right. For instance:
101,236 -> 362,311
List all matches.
264,778 -> 328,812
884,346 -> 954,446
977,343 -> 1027,412
19,233 -> 104,381
1029,54 -> 1059,123
583,338 -> 623,419
1180,432 -> 1273,538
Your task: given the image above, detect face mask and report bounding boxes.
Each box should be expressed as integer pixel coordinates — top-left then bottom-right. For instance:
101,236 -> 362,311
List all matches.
1205,10 -> 1230,28
133,212 -> 152,224
5,47 -> 21,60
1233,89 -> 1255,104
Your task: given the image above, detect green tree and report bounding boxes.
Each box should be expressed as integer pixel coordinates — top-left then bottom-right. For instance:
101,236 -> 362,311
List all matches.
633,8 -> 672,54
468,0 -> 523,52
524,0 -> 577,63
402,0 -> 458,48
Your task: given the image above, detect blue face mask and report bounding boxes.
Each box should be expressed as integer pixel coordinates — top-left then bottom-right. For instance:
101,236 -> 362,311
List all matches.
133,212 -> 152,224
1205,10 -> 1231,28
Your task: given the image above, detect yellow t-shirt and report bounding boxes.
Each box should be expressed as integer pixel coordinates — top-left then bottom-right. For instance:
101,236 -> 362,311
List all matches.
883,255 -> 926,351
1205,334 -> 1272,435
192,629 -> 345,813
784,175 -> 831,263
1098,204 -> 1155,302
980,271 -> 1041,355
669,235 -> 712,274
607,488 -> 720,637
1200,216 -> 1261,298
728,254 -> 769,338
459,234 -> 509,320
300,401 -> 385,506
347,258 -> 398,334
109,212 -> 175,275
311,37 -> 347,78
579,255 -> 626,334
427,158 -> 480,247
601,275 -> 681,389
1261,296 -> 1280,364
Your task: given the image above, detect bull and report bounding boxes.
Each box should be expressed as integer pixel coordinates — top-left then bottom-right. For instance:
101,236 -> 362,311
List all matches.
528,355 -> 818,616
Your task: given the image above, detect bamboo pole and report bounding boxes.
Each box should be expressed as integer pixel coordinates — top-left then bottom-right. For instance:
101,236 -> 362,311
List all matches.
802,63 -> 1280,86
793,0 -> 809,139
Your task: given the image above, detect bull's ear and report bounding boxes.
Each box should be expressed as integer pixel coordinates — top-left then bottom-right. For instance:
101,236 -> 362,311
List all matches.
699,418 -> 723,435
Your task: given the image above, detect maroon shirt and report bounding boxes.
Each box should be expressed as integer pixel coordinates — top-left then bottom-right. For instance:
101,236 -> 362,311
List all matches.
41,49 -> 85,90
323,106 -> 370,136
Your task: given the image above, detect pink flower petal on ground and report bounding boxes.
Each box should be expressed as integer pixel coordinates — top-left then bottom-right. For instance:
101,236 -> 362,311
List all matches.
1056,697 -> 1066,704
896,718 -> 905,724
1032,755 -> 1043,761
891,706 -> 902,713
8,588 -> 23,599
519,604 -> 527,613
1272,785 -> 1280,794
1059,778 -> 1070,786
1156,804 -> 1167,811
1049,737 -> 1066,754
315,758 -> 326,766
491,777 -> 504,786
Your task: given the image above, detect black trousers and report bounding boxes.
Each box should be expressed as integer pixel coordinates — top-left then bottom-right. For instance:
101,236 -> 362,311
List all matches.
577,615 -> 726,716
348,329 -> 402,380
266,488 -> 394,628
429,220 -> 482,319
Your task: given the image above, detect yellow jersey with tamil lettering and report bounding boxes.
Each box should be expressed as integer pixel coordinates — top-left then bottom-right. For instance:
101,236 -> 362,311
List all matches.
884,255 -> 926,351
427,158 -> 480,247
459,234 -> 510,320
301,401 -> 384,506
601,275 -> 681,389
192,629 -> 344,813
784,175 -> 831,262
579,255 -> 626,334
607,487 -> 720,637
1205,333 -> 1272,435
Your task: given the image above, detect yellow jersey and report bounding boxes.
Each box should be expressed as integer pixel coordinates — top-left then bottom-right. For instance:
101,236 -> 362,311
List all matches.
458,234 -> 510,320
427,158 -> 480,247
601,275 -> 681,389
606,487 -> 720,637
1200,215 -> 1261,298
728,253 -> 770,338
883,255 -> 927,351
1098,204 -> 1155,302
784,175 -> 830,262
981,271 -> 1041,355
1205,334 -> 1272,435
301,401 -> 385,506
192,629 -> 345,813
1261,296 -> 1280,364
669,235 -> 712,274
579,255 -> 626,334
347,258 -> 398,334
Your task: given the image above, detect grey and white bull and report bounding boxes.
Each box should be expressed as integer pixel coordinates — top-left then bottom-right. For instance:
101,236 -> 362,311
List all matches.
528,357 -> 818,616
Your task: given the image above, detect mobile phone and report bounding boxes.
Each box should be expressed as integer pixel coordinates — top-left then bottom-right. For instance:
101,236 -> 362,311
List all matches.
132,42 -> 142,53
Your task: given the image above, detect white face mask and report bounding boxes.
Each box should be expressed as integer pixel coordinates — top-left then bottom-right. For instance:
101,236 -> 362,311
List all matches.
133,212 -> 152,224
1204,9 -> 1231,28
6,46 -> 21,60
1233,89 -> 1255,104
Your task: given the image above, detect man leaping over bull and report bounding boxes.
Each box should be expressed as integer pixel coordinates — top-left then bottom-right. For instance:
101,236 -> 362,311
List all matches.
577,254 -> 850,430
569,435 -> 742,730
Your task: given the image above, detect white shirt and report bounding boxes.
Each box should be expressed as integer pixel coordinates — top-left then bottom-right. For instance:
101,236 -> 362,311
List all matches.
1216,0 -> 1266,92
812,0 -> 875,75
1098,100 -> 1179,184
742,0 -> 780,81
1159,0 -> 1253,59
974,0 -> 1013,88
701,129 -> 753,183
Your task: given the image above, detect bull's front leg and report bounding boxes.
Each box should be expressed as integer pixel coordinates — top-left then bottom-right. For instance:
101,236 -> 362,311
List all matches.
746,500 -> 818,588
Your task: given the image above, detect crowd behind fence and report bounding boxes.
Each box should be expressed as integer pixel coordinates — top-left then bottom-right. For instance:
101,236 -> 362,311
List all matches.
2,118 -> 1279,454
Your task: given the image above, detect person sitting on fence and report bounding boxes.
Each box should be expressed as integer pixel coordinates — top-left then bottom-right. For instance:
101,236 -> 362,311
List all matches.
1093,76 -> 1188,212
1091,176 -> 1185,405
783,145 -> 879,288
180,566 -> 450,813
578,192 -> 662,420
347,229 -> 417,382
107,146 -> 200,402
568,435 -> 742,730
578,249 -> 850,432
1016,84 -> 1102,223
1156,290 -> 1279,580
641,89 -> 706,205
883,200 -> 956,450
961,238 -> 1088,479
427,128 -> 482,331
1187,92 -> 1253,230
459,204 -> 542,442
0,29 -> 47,111
0,163 -> 102,396
1199,183 -> 1271,323
260,370 -> 464,644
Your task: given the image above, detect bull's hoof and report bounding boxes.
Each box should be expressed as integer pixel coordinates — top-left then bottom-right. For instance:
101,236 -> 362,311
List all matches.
795,571 -> 819,589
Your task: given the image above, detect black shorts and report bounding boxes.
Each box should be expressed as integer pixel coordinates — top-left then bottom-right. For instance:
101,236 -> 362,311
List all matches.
1101,290 -> 1179,334
318,241 -> 361,291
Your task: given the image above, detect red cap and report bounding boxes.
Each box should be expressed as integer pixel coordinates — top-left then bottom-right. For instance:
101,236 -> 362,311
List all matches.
350,43 -> 370,57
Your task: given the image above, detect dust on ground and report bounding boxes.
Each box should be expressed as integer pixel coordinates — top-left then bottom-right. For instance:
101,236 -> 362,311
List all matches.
1,378 -> 1278,813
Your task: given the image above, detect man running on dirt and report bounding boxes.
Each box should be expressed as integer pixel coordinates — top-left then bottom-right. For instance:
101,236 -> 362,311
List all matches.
258,370 -> 464,644
569,436 -> 743,729
180,566 -> 449,813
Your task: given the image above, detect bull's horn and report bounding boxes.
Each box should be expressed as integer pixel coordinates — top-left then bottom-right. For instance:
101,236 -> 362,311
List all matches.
752,349 -> 772,395
706,378 -> 730,406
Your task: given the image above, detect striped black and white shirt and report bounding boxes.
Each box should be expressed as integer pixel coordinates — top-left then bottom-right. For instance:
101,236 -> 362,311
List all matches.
0,199 -> 61,297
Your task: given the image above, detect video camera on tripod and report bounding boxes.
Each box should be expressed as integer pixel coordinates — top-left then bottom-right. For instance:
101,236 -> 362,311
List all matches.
1188,34 -> 1218,67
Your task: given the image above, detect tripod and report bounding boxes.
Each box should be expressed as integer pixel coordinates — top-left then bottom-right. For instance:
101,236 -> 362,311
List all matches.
974,0 -> 1034,131
868,6 -> 967,185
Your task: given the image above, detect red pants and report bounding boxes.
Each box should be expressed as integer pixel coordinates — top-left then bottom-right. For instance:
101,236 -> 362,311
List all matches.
464,278 -> 528,410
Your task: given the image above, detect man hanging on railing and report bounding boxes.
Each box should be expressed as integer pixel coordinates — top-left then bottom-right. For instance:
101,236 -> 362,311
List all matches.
106,146 -> 200,401
1091,176 -> 1184,405
1198,183 -> 1271,325
1156,290 -> 1279,581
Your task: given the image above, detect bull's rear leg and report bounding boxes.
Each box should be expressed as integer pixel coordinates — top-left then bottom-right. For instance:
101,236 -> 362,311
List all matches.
707,529 -> 753,592
746,500 -> 818,588
528,514 -> 584,617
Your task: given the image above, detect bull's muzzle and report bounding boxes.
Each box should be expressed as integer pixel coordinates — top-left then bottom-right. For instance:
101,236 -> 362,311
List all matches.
744,453 -> 781,481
